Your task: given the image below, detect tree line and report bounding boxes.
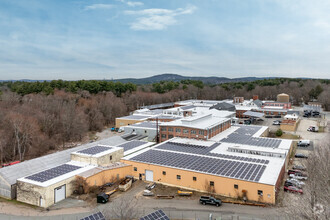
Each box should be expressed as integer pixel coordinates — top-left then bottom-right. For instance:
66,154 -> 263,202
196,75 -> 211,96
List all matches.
0,78 -> 328,164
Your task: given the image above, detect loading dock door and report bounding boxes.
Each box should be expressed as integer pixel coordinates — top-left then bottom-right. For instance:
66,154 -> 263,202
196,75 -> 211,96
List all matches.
54,184 -> 66,203
145,170 -> 154,182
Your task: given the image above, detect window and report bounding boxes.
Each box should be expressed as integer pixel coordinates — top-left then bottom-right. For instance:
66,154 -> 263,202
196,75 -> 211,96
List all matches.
199,130 -> 204,135
134,167 -> 137,171
175,128 -> 181,133
168,127 -> 173,132
234,184 -> 238,189
161,134 -> 167,138
177,175 -> 181,180
168,135 -> 173,139
183,129 -> 189,134
258,190 -> 263,196
210,181 -> 214,186
191,130 -> 196,134
162,171 -> 166,175
110,155 -> 112,160
161,127 -> 167,131
193,177 -> 197,181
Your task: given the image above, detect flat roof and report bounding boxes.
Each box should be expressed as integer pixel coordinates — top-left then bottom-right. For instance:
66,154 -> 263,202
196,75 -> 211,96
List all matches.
117,115 -> 151,120
72,145 -> 121,158
160,114 -> 231,130
124,121 -> 158,129
123,125 -> 292,185
19,161 -> 95,187
243,111 -> 264,118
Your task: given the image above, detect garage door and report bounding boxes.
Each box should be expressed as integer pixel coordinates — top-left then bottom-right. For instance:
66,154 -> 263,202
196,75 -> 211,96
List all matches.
145,170 -> 154,182
54,185 -> 66,203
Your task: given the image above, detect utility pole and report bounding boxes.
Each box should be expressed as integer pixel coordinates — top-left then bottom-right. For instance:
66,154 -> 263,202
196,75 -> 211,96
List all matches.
156,117 -> 159,143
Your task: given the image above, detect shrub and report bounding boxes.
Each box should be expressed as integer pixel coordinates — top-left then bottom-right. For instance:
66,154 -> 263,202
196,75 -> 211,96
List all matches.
276,129 -> 283,137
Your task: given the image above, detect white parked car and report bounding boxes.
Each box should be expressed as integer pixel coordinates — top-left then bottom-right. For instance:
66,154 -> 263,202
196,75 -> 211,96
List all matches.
287,178 -> 305,187
289,174 -> 308,180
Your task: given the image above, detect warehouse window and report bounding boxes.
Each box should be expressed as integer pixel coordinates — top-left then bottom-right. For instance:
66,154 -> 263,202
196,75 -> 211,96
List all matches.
198,130 -> 204,135
161,134 -> 167,139
168,135 -> 173,139
175,128 -> 181,133
193,177 -> 197,181
191,130 -> 196,134
177,175 -> 181,180
210,181 -> 214,186
134,167 -> 137,171
258,190 -> 263,196
183,129 -> 189,134
234,184 -> 238,189
162,171 -> 166,175
168,127 -> 173,132
161,127 -> 167,131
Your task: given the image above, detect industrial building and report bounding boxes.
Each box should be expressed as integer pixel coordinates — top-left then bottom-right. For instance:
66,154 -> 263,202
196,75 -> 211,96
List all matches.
159,114 -> 231,142
0,136 -> 152,208
121,125 -> 293,204
0,96 -> 296,208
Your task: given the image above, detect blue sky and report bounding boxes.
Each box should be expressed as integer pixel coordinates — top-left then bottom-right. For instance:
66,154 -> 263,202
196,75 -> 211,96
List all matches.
0,0 -> 330,80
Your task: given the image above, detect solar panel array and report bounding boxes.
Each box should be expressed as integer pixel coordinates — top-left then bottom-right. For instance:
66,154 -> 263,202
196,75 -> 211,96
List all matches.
140,210 -> 170,220
26,164 -> 81,182
80,212 -> 105,220
221,126 -> 281,148
157,142 -> 269,164
131,150 -> 266,182
131,122 -> 157,129
77,146 -> 112,155
117,140 -> 147,151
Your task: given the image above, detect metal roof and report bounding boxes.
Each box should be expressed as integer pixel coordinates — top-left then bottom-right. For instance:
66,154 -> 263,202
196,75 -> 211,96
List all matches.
118,115 -> 151,120
243,111 -> 264,118
0,136 -> 126,185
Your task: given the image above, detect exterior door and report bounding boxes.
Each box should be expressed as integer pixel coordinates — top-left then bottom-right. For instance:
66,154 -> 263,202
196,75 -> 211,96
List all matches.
54,184 -> 66,203
145,170 -> 154,182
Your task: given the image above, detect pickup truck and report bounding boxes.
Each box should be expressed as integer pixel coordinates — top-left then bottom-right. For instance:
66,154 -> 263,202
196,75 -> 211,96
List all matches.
199,196 -> 222,207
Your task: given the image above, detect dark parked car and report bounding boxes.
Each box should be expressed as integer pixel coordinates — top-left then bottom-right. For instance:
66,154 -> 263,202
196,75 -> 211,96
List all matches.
97,192 -> 109,204
292,165 -> 306,171
199,196 -> 222,207
284,186 -> 303,194
295,153 -> 308,158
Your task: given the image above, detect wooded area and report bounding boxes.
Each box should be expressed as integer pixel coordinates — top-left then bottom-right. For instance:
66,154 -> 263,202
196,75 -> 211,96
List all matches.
0,78 -> 328,164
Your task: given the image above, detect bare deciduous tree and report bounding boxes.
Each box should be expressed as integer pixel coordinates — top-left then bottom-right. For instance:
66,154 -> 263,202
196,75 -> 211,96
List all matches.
285,139 -> 330,220
104,196 -> 140,220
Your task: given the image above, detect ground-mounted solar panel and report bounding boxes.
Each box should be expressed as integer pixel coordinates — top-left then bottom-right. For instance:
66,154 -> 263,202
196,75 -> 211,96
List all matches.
77,145 -> 111,155
80,212 -> 105,220
140,209 -> 170,220
117,140 -> 147,151
25,164 -> 81,183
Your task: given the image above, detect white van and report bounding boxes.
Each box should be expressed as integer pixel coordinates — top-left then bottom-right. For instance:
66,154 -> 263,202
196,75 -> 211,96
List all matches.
297,140 -> 310,147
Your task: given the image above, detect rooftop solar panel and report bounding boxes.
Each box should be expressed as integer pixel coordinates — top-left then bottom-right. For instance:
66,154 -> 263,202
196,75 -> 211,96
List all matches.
80,212 -> 105,220
140,210 -> 170,220
130,149 -> 266,182
157,142 -> 268,165
117,140 -> 147,151
77,146 -> 111,155
26,164 -> 81,183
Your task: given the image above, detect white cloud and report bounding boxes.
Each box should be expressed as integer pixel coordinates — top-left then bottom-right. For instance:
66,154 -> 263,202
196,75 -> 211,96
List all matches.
127,1 -> 144,7
125,5 -> 197,30
84,4 -> 113,11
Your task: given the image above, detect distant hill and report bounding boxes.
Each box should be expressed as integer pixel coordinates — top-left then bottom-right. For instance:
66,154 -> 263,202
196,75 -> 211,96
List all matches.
111,73 -> 270,84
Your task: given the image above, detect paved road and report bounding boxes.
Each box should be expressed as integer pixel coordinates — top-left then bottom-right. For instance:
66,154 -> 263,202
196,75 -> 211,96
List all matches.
0,181 -> 285,220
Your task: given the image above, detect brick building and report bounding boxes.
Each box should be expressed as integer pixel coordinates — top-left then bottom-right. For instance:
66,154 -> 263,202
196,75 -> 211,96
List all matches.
159,114 -> 231,142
